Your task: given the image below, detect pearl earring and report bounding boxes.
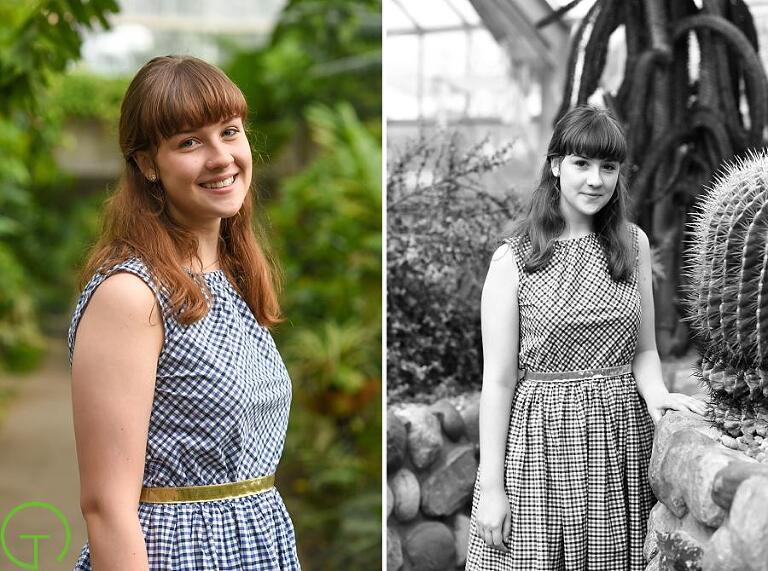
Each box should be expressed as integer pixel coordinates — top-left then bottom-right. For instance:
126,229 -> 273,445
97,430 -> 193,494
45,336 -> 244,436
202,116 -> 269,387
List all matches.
553,168 -> 559,177
148,173 -> 157,182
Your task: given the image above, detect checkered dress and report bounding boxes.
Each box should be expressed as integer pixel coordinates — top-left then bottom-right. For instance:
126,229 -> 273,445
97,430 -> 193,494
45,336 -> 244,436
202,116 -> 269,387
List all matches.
68,258 -> 300,570
466,229 -> 655,571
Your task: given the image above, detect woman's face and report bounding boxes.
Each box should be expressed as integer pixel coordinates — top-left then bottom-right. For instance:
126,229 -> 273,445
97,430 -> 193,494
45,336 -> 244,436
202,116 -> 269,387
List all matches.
143,116 -> 251,229
553,154 -> 620,222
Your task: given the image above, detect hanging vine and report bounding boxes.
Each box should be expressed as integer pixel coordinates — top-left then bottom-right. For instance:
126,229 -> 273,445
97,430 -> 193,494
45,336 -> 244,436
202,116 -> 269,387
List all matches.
540,0 -> 768,356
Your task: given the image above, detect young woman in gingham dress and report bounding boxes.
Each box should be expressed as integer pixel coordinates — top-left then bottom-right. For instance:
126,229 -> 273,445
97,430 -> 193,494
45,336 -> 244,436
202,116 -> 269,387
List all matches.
69,56 -> 300,569
465,106 -> 706,570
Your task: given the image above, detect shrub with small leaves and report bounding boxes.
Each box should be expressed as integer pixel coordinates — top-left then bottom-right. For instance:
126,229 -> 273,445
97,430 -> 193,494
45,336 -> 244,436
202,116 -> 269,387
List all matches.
387,133 -> 521,402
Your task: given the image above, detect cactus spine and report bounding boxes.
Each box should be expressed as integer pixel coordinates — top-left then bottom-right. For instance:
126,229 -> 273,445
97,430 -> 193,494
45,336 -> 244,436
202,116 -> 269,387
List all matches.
687,152 -> 768,460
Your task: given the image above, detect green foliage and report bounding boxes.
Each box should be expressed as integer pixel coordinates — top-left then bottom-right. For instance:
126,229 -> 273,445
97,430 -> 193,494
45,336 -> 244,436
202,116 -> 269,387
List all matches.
47,72 -> 129,125
269,103 -> 381,570
0,0 -> 119,115
225,0 -> 381,157
0,0 -> 117,369
387,134 -> 521,402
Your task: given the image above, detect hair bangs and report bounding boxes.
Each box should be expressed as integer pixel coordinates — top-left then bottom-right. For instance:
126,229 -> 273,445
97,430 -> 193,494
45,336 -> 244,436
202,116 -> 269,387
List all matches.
558,114 -> 627,163
145,59 -> 247,147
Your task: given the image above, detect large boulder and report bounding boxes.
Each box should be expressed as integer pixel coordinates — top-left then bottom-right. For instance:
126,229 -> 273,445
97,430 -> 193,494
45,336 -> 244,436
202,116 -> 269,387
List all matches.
389,468 -> 421,523
458,393 -> 481,445
387,411 -> 407,472
650,427 -> 716,517
420,444 -> 478,517
728,475 -> 768,571
685,448 -> 733,526
429,399 -> 466,441
396,405 -> 444,470
711,459 -> 768,510
387,526 -> 403,571
453,513 -> 470,568
404,522 -> 456,571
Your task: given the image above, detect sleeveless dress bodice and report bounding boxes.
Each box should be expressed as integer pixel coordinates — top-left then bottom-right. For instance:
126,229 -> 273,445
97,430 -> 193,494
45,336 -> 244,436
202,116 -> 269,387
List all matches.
68,258 -> 300,570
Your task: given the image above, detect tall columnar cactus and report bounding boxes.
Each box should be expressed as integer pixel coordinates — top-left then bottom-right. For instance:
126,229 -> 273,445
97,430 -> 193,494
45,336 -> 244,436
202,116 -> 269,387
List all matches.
539,0 -> 768,356
687,152 -> 768,461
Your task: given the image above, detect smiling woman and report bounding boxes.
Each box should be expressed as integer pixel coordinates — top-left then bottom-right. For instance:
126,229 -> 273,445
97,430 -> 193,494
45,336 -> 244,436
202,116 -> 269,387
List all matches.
67,56 -> 300,570
465,105 -> 706,570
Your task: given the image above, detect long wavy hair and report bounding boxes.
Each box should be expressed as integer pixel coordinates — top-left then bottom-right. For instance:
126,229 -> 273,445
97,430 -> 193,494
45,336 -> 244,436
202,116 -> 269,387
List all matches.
80,55 -> 282,326
514,105 -> 634,282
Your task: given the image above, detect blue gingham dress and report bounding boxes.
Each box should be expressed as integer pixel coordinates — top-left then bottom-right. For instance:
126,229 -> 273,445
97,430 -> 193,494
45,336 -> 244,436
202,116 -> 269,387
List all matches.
68,258 -> 300,570
466,228 -> 655,571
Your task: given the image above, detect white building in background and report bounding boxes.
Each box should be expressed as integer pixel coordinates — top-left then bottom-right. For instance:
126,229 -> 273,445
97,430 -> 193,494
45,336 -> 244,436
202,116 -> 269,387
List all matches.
386,0 -> 571,193
79,0 -> 286,74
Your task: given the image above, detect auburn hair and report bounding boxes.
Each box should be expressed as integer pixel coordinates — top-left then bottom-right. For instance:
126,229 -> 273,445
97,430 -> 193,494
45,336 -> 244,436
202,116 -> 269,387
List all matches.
80,55 -> 282,326
513,105 -> 635,282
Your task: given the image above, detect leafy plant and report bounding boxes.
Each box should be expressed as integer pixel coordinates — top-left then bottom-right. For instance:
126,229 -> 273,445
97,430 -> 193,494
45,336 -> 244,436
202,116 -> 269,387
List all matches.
269,103 -> 381,569
225,0 -> 381,160
0,0 -> 118,369
387,133 -> 521,401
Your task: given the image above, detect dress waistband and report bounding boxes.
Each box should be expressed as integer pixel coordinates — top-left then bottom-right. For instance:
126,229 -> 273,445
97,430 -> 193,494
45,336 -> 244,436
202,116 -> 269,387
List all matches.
140,473 -> 275,504
519,364 -> 632,382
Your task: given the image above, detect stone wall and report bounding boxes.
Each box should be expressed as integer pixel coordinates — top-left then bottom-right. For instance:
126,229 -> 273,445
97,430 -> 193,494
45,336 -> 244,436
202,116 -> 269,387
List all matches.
645,411 -> 768,571
387,396 -> 481,571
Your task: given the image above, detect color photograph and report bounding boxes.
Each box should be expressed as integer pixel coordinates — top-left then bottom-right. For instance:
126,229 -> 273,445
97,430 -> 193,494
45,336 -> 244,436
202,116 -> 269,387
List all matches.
0,1 -> 381,569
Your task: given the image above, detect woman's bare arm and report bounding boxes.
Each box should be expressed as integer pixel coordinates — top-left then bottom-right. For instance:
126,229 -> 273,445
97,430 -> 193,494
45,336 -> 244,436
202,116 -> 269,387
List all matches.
632,227 -> 707,423
71,273 -> 163,570
476,243 -> 521,552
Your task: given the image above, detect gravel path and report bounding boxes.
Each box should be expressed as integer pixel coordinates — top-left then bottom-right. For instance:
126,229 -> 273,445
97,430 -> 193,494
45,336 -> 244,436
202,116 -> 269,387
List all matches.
0,339 -> 85,570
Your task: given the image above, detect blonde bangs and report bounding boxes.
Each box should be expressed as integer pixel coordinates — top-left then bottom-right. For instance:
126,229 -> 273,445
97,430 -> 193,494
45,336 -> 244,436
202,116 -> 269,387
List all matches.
142,58 -> 248,147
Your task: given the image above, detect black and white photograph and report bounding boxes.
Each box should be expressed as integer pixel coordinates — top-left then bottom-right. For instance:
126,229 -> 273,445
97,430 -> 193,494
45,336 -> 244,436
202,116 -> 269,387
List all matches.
386,1 -> 768,570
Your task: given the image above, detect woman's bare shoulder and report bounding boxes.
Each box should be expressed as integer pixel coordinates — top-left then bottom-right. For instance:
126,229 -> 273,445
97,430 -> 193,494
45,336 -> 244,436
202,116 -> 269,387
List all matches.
85,271 -> 162,328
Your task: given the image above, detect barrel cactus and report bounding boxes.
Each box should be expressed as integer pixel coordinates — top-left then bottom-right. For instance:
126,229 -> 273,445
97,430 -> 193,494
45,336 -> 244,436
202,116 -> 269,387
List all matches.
687,151 -> 768,461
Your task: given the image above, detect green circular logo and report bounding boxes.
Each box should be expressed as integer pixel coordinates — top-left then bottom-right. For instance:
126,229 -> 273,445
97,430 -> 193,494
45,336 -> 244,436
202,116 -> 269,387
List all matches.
0,502 -> 71,569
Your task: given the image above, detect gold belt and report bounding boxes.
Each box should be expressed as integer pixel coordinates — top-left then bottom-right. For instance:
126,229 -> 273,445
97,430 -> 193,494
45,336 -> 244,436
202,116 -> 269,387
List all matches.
140,473 -> 275,504
520,364 -> 633,382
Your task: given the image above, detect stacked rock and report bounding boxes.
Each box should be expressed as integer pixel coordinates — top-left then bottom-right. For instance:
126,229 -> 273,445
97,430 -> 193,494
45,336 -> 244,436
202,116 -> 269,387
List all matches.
387,395 -> 480,571
686,151 -> 768,461
645,411 -> 768,570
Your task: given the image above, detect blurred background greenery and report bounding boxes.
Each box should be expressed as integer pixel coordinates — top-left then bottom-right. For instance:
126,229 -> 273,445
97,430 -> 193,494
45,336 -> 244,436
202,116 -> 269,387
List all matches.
0,0 -> 381,568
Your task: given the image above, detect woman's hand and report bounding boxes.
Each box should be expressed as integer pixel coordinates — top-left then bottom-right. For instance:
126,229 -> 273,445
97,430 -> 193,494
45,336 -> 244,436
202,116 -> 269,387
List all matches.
475,485 -> 511,553
645,391 -> 708,424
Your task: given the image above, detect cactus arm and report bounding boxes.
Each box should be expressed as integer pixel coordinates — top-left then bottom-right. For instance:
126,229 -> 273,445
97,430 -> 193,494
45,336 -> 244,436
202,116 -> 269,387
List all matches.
691,107 -> 733,161
673,14 -> 768,147
627,50 -> 667,169
728,0 -> 759,51
616,0 -> 646,115
631,128 -> 687,208
554,0 -> 602,124
577,0 -> 622,105
643,0 -> 671,58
